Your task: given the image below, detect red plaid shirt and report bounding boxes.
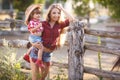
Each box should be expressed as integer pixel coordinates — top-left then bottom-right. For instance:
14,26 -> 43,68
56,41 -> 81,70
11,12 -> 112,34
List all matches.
28,19 -> 43,34
42,19 -> 69,50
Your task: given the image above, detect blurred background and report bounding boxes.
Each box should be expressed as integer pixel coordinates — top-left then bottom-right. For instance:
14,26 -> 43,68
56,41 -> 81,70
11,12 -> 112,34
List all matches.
0,0 -> 120,32
0,0 -> 120,80
0,0 -> 120,40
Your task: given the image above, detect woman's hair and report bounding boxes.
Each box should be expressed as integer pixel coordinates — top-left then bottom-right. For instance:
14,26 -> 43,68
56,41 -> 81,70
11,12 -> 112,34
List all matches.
28,8 -> 41,22
46,4 -> 64,23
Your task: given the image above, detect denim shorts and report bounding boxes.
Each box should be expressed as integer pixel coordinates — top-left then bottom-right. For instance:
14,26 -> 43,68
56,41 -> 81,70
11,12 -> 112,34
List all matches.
29,47 -> 52,62
29,34 -> 42,43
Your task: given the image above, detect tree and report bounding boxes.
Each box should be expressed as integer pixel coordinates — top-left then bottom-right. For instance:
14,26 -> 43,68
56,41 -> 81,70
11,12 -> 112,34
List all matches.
13,0 -> 45,11
13,0 -> 33,11
73,0 -> 90,17
97,0 -> 120,20
73,0 -> 120,21
72,0 -> 96,27
12,0 -> 45,19
45,0 -> 66,9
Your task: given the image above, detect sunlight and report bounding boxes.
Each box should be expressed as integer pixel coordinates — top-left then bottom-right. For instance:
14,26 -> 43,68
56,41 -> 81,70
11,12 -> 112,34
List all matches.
60,33 -> 67,47
89,0 -> 94,9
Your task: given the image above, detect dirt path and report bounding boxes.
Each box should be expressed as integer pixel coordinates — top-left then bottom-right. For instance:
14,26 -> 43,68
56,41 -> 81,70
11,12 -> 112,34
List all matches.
50,46 -> 117,80
15,45 -> 117,80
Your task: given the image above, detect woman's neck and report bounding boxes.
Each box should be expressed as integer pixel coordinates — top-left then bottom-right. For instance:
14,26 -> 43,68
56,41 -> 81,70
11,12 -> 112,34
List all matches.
49,21 -> 56,28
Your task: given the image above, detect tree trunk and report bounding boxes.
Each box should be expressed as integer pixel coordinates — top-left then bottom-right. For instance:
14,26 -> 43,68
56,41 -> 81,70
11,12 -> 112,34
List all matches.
67,21 -> 85,80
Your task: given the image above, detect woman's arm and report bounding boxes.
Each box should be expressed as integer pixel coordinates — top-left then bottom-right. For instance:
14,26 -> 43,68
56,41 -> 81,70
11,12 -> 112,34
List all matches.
31,42 -> 53,53
57,4 -> 74,21
31,42 -> 42,49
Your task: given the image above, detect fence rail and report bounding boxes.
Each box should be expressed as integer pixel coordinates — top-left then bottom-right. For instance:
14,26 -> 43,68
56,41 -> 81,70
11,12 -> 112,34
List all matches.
0,20 -> 120,80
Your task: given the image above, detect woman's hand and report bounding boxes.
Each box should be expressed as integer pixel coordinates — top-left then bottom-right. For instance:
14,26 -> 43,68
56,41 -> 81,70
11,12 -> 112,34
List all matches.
56,3 -> 63,10
43,47 -> 53,53
56,3 -> 74,22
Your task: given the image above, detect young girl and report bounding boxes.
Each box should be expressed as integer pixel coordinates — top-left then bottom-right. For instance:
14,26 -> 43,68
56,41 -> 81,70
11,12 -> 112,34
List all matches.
23,4 -> 44,68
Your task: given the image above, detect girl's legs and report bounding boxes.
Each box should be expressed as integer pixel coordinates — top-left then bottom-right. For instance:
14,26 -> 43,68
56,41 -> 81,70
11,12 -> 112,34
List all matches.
23,47 -> 33,62
31,41 -> 43,60
35,43 -> 45,67
37,45 -> 43,60
26,47 -> 33,55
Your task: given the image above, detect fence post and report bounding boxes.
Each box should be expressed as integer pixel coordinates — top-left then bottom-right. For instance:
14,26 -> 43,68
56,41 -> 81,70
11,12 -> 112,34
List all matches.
67,20 -> 85,80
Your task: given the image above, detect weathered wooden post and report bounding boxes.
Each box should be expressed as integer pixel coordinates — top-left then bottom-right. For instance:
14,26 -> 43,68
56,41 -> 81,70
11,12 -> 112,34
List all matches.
67,20 -> 85,80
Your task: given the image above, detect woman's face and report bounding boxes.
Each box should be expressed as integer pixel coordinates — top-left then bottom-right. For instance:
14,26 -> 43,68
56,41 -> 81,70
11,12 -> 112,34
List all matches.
50,8 -> 61,22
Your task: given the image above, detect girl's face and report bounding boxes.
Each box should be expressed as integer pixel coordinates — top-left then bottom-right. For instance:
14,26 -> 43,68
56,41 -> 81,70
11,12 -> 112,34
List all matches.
33,13 -> 41,20
50,8 -> 61,22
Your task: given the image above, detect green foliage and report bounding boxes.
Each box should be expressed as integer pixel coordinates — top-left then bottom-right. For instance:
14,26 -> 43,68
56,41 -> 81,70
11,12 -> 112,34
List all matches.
0,46 -> 30,80
73,0 -> 120,20
34,0 -> 45,4
13,0 -> 34,11
73,0 -> 91,17
97,36 -> 103,80
45,0 -> 66,9
13,0 -> 45,20
13,0 -> 45,11
96,0 -> 120,20
52,68 -> 68,80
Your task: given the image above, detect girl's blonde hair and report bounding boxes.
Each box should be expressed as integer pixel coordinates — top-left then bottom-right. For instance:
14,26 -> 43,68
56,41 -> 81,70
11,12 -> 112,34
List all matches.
45,4 -> 64,23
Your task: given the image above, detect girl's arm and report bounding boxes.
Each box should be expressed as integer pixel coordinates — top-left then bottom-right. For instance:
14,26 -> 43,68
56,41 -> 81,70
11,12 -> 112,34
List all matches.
29,23 -> 42,33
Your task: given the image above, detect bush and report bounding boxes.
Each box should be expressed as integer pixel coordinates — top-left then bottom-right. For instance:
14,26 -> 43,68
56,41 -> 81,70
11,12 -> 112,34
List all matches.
0,46 -> 30,80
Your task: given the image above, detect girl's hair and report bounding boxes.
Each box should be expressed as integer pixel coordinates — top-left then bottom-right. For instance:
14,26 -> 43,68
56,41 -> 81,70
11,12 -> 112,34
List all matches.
46,4 -> 64,23
28,8 -> 41,23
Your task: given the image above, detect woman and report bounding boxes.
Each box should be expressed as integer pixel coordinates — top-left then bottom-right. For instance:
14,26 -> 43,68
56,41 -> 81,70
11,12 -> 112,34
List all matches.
30,3 -> 74,80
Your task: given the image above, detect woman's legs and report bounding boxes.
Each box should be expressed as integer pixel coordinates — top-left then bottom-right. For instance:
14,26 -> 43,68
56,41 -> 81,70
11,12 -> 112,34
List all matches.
30,57 -> 44,80
40,52 -> 52,80
29,46 -> 52,80
40,62 -> 50,80
30,57 -> 39,80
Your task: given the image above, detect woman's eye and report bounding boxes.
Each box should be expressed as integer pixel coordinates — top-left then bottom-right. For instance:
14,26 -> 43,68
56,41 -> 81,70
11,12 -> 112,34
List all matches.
58,12 -> 60,14
52,12 -> 60,15
53,12 -> 56,14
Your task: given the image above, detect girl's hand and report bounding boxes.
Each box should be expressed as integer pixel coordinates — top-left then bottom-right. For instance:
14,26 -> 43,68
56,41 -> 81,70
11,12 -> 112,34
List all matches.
37,23 -> 42,28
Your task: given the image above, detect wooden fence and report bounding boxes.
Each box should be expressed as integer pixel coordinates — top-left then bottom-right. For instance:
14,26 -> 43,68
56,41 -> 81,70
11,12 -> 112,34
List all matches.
0,19 -> 24,31
0,20 -> 120,80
